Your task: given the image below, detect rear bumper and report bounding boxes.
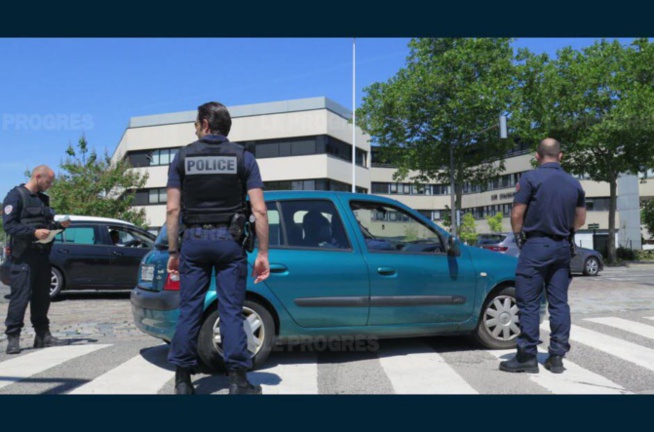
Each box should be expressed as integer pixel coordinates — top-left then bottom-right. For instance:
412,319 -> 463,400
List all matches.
130,287 -> 180,341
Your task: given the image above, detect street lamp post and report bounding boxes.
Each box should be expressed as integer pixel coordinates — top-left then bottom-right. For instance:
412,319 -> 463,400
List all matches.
449,114 -> 508,237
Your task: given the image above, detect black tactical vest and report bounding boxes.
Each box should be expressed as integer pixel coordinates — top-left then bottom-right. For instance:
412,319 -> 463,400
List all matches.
16,186 -> 50,229
178,139 -> 247,226
10,186 -> 53,257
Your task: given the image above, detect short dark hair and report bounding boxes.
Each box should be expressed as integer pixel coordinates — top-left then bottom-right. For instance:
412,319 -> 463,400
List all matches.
197,102 -> 232,136
537,138 -> 561,158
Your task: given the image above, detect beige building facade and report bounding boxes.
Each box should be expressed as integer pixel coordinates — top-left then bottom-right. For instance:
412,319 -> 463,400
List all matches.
112,97 -> 654,248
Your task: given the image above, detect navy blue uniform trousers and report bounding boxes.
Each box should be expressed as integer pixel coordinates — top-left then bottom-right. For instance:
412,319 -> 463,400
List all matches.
5,249 -> 52,336
515,237 -> 572,356
168,226 -> 252,371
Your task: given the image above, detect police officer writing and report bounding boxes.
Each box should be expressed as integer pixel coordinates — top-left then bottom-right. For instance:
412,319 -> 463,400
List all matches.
2,165 -> 71,354
499,138 -> 586,374
166,102 -> 270,395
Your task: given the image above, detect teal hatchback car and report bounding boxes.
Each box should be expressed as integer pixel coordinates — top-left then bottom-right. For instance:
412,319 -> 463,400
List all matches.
131,191 -> 532,372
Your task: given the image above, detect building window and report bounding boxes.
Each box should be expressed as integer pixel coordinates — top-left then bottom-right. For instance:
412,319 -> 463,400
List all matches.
125,148 -> 179,167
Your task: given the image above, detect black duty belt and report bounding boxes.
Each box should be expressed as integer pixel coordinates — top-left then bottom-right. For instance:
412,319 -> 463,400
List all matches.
187,224 -> 229,229
526,231 -> 567,241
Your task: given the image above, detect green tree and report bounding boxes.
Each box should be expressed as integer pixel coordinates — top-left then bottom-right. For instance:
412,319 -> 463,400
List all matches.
357,38 -> 516,235
485,212 -> 504,233
48,136 -> 149,227
459,212 -> 478,245
643,200 -> 654,239
512,39 -> 654,264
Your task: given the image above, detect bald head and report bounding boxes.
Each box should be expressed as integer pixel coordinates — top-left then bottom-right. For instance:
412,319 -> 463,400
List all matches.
31,165 -> 54,179
536,138 -> 562,162
29,165 -> 55,192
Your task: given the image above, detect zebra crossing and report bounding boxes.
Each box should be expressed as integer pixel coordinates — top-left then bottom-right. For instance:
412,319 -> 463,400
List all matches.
2,315 -> 654,395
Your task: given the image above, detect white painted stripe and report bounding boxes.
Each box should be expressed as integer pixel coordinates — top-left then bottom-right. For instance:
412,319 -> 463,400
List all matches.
250,356 -> 319,395
0,344 -> 111,390
69,355 -> 174,394
490,349 -> 629,394
543,323 -> 654,373
379,345 -> 477,394
585,317 -> 654,341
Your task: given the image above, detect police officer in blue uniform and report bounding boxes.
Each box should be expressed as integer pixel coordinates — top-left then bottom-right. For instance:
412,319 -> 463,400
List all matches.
166,102 -> 270,395
500,138 -> 586,374
2,165 -> 71,354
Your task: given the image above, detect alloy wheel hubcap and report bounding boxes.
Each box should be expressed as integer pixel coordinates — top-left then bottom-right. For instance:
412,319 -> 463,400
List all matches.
483,295 -> 520,341
212,306 -> 265,358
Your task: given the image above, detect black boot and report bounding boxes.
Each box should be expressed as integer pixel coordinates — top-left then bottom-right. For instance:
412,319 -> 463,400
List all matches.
33,331 -> 66,348
174,367 -> 195,395
228,369 -> 262,395
544,354 -> 565,374
6,334 -> 21,355
499,348 -> 539,373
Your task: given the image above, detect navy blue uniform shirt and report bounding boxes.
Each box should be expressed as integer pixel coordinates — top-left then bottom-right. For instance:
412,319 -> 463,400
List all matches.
167,135 -> 263,190
513,162 -> 585,237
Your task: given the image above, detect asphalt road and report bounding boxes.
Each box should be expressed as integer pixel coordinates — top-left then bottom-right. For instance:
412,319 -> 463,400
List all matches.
0,263 -> 653,394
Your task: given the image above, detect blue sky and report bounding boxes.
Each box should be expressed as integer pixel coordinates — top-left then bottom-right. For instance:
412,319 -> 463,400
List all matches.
0,38 -> 635,201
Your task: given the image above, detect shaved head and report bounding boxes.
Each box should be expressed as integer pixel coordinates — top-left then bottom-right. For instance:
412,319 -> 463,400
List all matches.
537,138 -> 561,159
31,165 -> 54,179
28,164 -> 55,192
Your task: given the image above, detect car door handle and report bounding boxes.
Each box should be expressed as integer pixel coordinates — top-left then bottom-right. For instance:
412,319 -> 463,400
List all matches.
57,249 -> 70,254
112,250 -> 124,256
270,264 -> 288,273
377,267 -> 396,276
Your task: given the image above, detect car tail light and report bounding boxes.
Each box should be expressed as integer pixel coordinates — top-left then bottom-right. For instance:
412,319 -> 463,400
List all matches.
4,246 -> 10,257
483,246 -> 509,252
163,273 -> 180,291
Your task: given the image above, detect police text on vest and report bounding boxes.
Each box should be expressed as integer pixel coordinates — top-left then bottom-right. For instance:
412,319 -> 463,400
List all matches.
185,156 -> 237,175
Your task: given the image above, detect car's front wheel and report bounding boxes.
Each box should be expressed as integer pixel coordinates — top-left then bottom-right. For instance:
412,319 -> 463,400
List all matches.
474,286 -> 520,349
583,257 -> 600,276
50,267 -> 64,299
197,299 -> 275,373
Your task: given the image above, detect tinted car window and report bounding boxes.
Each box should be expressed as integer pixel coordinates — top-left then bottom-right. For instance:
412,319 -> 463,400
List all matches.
63,226 -> 97,245
477,234 -> 507,245
278,200 -> 350,249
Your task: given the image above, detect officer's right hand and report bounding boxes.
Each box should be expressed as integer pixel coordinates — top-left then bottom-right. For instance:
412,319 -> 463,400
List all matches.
167,254 -> 179,276
34,229 -> 50,240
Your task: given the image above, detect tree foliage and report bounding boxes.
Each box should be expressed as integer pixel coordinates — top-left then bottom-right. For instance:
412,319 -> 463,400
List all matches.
459,212 -> 478,245
48,136 -> 149,227
357,38 -> 516,233
643,200 -> 654,239
511,38 -> 654,263
485,212 -> 504,233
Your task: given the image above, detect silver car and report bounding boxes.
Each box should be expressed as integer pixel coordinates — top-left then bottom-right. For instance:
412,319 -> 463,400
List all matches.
477,232 -> 604,276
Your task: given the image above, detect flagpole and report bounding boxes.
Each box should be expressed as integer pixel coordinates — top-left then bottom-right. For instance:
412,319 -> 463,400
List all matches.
352,37 -> 356,193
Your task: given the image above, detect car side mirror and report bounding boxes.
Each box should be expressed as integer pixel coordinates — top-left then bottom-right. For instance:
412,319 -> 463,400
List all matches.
446,236 -> 461,257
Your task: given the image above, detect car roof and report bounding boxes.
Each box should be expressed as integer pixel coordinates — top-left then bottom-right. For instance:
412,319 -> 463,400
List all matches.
262,190 -> 419,207
54,215 -> 137,227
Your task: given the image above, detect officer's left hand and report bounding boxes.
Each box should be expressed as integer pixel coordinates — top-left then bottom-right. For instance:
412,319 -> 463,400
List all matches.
167,255 -> 179,276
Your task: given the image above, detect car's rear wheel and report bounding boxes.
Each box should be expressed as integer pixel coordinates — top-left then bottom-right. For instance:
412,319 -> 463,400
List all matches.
474,286 -> 520,349
50,267 -> 64,299
197,299 -> 275,373
583,257 -> 600,276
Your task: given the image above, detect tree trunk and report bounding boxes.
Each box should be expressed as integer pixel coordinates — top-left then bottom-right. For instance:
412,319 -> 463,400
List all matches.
607,179 -> 618,264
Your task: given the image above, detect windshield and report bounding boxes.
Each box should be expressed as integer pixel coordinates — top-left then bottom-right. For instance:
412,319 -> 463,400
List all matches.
154,225 -> 169,249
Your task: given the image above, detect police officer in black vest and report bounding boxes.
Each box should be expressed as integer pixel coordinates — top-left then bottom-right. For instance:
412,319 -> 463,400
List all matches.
166,102 -> 270,395
2,165 -> 71,354
500,138 -> 586,374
